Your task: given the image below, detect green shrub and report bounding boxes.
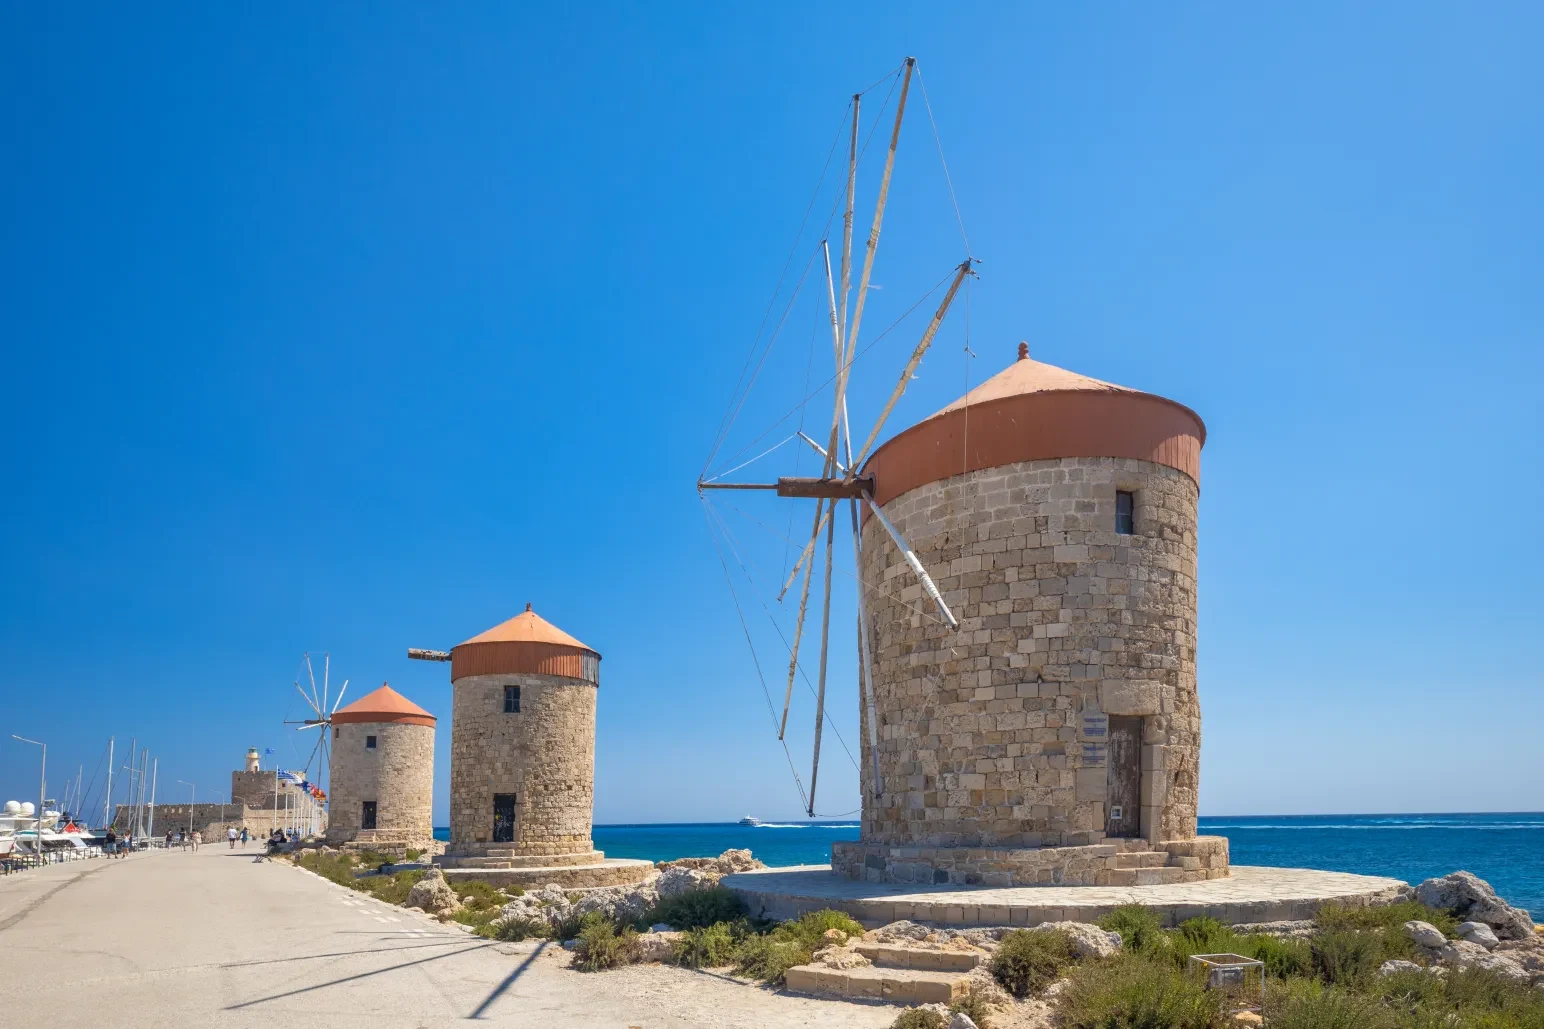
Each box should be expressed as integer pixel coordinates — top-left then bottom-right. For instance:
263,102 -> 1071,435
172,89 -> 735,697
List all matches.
1311,928 -> 1389,988
451,878 -> 506,911
572,912 -> 640,972
1265,978 -> 1397,1029
1317,900 -> 1458,937
989,929 -> 1076,998
452,905 -> 501,935
648,886 -> 748,930
491,916 -> 551,942
891,1009 -> 947,1029
363,869 -> 425,905
1233,933 -> 1313,980
726,908 -> 863,986
733,930 -> 816,986
356,850 -> 392,870
403,848 -> 422,862
784,908 -> 864,947
950,994 -> 995,1029
1059,957 -> 1226,1029
672,921 -> 741,968
1099,905 -> 1169,956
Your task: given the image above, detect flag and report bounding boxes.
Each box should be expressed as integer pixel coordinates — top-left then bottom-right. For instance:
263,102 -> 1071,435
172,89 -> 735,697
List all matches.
264,748 -> 275,756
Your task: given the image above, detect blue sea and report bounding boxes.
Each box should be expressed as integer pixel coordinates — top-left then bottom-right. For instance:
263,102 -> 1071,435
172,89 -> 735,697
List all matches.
435,812 -> 1543,917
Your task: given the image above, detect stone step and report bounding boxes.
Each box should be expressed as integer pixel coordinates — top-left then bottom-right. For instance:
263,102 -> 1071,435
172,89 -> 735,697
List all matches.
783,964 -> 973,1004
1115,851 -> 1168,869
853,944 -> 982,972
1108,839 -> 1155,853
1106,866 -> 1193,887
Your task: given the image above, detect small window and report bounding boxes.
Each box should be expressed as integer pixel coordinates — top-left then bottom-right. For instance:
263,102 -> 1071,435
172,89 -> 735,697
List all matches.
333,726 -> 339,739
365,735 -> 377,750
1115,491 -> 1135,535
504,685 -> 521,713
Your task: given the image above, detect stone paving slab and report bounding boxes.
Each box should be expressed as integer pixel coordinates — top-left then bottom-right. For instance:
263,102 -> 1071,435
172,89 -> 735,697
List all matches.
723,864 -> 1407,928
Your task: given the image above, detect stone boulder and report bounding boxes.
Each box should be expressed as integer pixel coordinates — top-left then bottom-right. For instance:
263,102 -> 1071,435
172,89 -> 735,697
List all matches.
1457,922 -> 1500,950
655,848 -> 766,879
948,1014 -> 979,1029
1033,921 -> 1123,959
1414,872 -> 1536,941
405,868 -> 461,914
1404,921 -> 1447,949
573,881 -> 659,924
657,866 -> 717,899
1378,959 -> 1424,976
499,884 -> 575,930
633,930 -> 683,963
1437,940 -> 1531,981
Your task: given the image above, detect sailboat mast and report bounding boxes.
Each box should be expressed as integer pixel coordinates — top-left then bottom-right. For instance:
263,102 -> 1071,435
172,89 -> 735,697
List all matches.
102,737 -> 114,829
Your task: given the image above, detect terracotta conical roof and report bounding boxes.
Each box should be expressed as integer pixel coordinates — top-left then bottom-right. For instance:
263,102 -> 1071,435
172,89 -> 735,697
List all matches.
332,683 -> 436,726
450,604 -> 601,684
932,354 -> 1149,416
457,603 -> 595,652
861,343 -> 1206,504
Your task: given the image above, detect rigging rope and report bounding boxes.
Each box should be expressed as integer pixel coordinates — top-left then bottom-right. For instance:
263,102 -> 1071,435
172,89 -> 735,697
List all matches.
914,63 -> 972,256
704,498 -> 861,773
704,262 -> 959,481
702,501 -> 811,812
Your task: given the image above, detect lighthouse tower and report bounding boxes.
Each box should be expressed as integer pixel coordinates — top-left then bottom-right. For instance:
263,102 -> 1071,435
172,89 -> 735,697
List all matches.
833,345 -> 1230,887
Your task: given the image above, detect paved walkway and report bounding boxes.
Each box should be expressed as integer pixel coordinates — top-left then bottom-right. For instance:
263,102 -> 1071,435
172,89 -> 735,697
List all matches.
0,845 -> 895,1028
723,864 -> 1408,927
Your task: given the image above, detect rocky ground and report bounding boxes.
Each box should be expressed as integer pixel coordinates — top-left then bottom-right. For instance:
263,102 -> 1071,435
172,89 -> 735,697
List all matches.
303,847 -> 1543,1028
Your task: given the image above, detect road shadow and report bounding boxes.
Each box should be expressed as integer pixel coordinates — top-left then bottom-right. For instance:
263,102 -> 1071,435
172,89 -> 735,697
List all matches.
224,940 -> 495,1010
468,941 -> 548,1019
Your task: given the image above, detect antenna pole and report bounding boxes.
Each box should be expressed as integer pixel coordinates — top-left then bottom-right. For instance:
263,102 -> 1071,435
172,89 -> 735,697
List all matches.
839,94 -> 859,362
840,57 -> 915,419
807,502 -> 838,815
103,737 -> 114,829
147,758 -> 157,839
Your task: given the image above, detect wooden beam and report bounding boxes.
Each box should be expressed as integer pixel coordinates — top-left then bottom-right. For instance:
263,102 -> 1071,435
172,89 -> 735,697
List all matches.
776,476 -> 874,499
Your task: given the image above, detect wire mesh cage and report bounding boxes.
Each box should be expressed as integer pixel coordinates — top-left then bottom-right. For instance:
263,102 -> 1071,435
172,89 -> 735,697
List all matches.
1188,953 -> 1265,1013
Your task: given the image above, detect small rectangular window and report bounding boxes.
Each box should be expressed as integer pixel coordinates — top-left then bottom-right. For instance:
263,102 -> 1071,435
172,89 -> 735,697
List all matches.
333,726 -> 339,739
365,735 -> 377,750
504,685 -> 521,713
1115,491 -> 1135,535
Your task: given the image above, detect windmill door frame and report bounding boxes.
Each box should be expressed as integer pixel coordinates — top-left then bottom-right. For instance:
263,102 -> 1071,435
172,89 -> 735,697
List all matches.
1105,715 -> 1143,838
492,793 -> 517,844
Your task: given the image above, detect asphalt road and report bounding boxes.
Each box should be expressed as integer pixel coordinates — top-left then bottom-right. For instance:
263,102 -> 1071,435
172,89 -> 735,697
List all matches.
0,843 -> 895,1028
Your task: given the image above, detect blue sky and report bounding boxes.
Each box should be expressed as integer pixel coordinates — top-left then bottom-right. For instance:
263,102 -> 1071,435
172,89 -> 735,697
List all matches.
3,4 -> 1540,826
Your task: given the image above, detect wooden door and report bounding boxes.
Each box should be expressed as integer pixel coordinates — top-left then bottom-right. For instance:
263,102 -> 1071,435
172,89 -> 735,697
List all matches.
361,801 -> 377,830
1106,715 -> 1142,838
492,794 -> 516,843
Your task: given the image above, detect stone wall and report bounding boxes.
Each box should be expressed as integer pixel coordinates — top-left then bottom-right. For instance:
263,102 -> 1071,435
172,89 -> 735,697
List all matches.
858,455 -> 1203,851
831,837 -> 1229,887
114,802 -> 272,840
230,769 -> 302,810
448,671 -> 597,858
326,720 -> 435,848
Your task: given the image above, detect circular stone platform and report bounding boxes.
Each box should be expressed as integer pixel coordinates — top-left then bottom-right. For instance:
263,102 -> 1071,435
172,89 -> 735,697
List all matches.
722,864 -> 1406,928
440,857 -> 653,890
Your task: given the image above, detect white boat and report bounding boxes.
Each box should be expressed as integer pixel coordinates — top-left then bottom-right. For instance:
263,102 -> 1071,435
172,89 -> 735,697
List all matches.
738,816 -> 761,827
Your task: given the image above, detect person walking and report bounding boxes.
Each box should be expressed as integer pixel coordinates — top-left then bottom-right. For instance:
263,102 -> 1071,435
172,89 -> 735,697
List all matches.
103,827 -> 117,858
164,830 -> 173,850
191,829 -> 201,852
121,831 -> 133,858
240,827 -> 249,847
227,826 -> 238,849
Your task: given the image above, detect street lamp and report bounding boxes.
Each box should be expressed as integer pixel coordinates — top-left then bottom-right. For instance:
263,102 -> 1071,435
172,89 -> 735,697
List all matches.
176,780 -> 196,839
11,735 -> 46,865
